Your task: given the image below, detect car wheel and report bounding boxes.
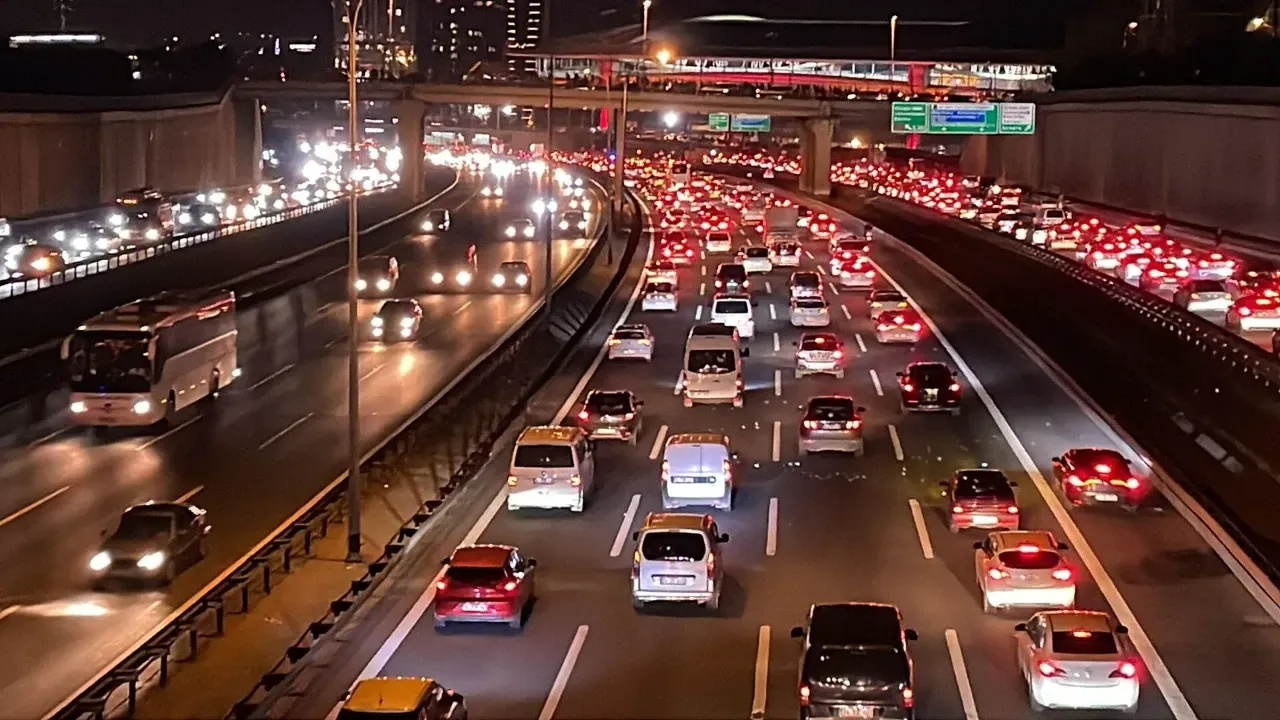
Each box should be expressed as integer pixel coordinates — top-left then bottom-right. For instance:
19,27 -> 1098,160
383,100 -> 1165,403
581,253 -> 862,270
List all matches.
433,615 -> 447,630
682,396 -> 693,408
508,609 -> 525,630
1029,692 -> 1045,713
951,407 -> 962,417
162,560 -> 176,585
835,369 -> 844,379
732,396 -> 744,408
794,369 -> 802,380
948,523 -> 960,534
981,592 -> 993,614
631,598 -> 646,612
704,593 -> 720,612
853,446 -> 865,458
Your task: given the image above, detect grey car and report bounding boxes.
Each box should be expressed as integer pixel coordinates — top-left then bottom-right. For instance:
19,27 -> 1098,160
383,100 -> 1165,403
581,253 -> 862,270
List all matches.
630,513 -> 728,612
576,389 -> 643,445
89,501 -> 209,586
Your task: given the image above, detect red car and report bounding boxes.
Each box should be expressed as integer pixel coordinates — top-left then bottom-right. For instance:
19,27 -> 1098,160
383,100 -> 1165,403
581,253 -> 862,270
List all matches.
1051,448 -> 1149,510
433,544 -> 537,629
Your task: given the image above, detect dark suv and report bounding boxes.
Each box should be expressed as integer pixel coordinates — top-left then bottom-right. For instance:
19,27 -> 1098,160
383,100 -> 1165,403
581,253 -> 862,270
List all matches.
714,263 -> 750,294
790,603 -> 917,719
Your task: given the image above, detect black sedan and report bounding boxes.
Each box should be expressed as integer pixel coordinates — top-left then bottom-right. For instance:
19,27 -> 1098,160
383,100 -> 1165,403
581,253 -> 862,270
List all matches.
89,502 -> 209,586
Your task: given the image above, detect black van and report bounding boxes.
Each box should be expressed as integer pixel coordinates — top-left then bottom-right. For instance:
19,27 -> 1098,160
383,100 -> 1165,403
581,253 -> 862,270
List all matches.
714,263 -> 750,294
790,603 -> 917,719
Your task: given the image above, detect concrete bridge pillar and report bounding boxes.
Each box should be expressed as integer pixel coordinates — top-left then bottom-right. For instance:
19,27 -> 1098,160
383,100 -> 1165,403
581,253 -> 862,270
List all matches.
231,97 -> 263,186
611,105 -> 627,217
395,99 -> 427,202
799,116 -> 836,197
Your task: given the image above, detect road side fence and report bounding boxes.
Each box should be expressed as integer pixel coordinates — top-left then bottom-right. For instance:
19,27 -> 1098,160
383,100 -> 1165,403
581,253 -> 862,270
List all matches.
43,172 -> 638,720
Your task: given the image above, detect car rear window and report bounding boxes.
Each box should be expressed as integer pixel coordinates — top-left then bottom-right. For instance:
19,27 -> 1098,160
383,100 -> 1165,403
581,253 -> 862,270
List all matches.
1052,630 -> 1119,655
800,335 -> 838,351
445,566 -> 508,585
794,299 -> 826,309
872,292 -> 905,303
615,329 -> 647,340
717,265 -> 747,280
793,274 -> 819,287
998,549 -> 1061,570
803,648 -> 907,684
909,365 -> 952,385
641,531 -> 707,562
646,282 -> 674,293
715,299 -> 750,314
708,232 -> 730,242
513,444 -> 575,468
1187,280 -> 1225,293
745,247 -> 768,258
955,472 -> 1014,499
808,399 -> 854,420
587,392 -> 632,414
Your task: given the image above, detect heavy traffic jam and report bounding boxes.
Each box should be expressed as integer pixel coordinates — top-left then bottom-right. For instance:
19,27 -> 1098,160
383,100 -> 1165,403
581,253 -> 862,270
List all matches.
339,154 -> 1159,719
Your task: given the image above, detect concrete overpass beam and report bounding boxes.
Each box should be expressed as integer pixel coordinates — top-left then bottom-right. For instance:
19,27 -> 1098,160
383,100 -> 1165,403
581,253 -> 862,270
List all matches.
395,99 -> 427,201
799,116 -> 836,197
232,97 -> 263,186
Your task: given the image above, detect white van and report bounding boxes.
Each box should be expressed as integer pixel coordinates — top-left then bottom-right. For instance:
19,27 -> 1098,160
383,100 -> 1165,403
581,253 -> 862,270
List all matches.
661,433 -> 737,510
506,426 -> 596,512
682,323 -> 748,408
710,293 -> 755,338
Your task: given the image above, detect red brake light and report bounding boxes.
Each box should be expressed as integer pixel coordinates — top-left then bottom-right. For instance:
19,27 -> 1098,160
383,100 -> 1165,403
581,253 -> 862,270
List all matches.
902,687 -> 914,707
1007,505 -> 1019,514
951,504 -> 964,513
502,580 -> 519,592
1017,544 -> 1039,553
948,382 -> 961,392
832,350 -> 844,359
1112,662 -> 1138,679
1067,474 -> 1084,487
435,579 -> 448,591
1052,568 -> 1073,581
1038,661 -> 1066,677
578,410 -> 589,421
847,419 -> 861,430
803,420 -> 818,429
1095,463 -> 1111,474
902,383 -> 914,392
1124,477 -> 1140,489
799,684 -> 810,705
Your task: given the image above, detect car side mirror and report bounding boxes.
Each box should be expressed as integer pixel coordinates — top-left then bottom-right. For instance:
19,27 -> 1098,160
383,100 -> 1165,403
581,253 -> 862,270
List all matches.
731,451 -> 740,460
741,347 -> 750,357
1116,625 -> 1129,634
632,531 -> 639,542
790,340 -> 798,347
440,558 -> 450,566
904,629 -> 919,642
938,481 -> 949,488
895,371 -> 904,378
447,690 -> 465,706
425,499 -> 443,511
526,558 -> 538,568
790,626 -> 805,639
973,541 -> 984,550
1057,542 -> 1069,551
1008,481 -> 1018,487
1050,456 -> 1061,463
635,400 -> 645,407
718,533 -> 730,543
1014,622 -> 1028,632
856,406 -> 866,413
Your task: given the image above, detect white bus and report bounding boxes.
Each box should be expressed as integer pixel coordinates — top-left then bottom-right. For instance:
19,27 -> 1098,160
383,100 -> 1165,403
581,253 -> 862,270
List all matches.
669,161 -> 691,188
63,290 -> 239,426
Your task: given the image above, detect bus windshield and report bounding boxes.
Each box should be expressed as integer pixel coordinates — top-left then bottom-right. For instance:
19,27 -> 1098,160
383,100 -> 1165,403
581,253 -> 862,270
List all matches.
67,331 -> 152,393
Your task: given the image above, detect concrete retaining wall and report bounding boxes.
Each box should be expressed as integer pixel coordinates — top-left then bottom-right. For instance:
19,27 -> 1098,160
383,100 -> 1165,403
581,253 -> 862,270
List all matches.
0,90 -> 261,217
960,87 -> 1280,240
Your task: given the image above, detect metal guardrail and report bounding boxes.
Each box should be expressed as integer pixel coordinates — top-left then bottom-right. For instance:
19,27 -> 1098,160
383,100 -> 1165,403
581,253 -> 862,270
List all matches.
44,171 -> 631,720
0,186 -> 391,301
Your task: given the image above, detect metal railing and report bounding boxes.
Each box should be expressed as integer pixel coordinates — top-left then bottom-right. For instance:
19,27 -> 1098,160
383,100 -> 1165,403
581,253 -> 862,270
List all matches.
44,172 -> 635,720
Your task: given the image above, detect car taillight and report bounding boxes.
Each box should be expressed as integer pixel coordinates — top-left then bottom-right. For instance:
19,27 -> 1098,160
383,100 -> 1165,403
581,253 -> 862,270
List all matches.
715,280 -> 722,287
436,579 -> 448,591
877,323 -> 891,331
569,475 -> 582,487
847,419 -> 861,430
906,323 -> 921,331
1007,505 -> 1019,514
1119,477 -> 1140,489
502,580 -> 519,592
798,684 -> 810,706
902,383 -> 914,392
661,460 -> 670,481
578,410 -> 589,421
1112,662 -> 1138,678
988,568 -> 1009,580
506,475 -> 518,486
1038,661 -> 1066,677
865,271 -> 876,278
1067,474 -> 1084,486
608,338 -> 620,345
952,504 -> 965,513
902,687 -> 914,707
948,382 -> 961,392
832,350 -> 844,359
803,420 -> 819,429
1052,568 -> 1073,581
1239,306 -> 1252,315
742,280 -> 750,288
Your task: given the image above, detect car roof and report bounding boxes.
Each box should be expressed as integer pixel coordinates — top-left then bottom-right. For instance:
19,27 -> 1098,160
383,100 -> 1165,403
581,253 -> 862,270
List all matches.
809,603 -> 903,646
641,512 -> 713,531
344,677 -> 433,712
124,501 -> 193,517
450,544 -> 513,567
990,530 -> 1056,553
516,426 -> 582,445
500,260 -> 529,267
1042,610 -> 1113,633
689,322 -> 737,337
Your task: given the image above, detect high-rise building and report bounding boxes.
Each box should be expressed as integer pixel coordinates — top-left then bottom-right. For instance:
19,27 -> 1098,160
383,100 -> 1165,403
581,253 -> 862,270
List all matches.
333,0 -> 418,78
422,0 -> 509,81
506,0 -> 543,74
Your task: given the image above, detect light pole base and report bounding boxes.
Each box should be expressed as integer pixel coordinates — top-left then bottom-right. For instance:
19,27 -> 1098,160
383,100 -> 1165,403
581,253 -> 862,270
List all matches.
345,534 -> 362,563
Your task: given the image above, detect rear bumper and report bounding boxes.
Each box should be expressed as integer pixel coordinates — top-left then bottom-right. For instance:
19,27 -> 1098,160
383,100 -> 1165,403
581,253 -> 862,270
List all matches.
984,585 -> 1075,609
801,435 -> 863,453
1031,677 -> 1139,710
631,585 -> 715,604
507,488 -> 583,511
950,513 -> 1019,531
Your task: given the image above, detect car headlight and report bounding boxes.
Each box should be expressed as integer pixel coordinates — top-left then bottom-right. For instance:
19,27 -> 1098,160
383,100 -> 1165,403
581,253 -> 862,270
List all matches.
355,279 -> 368,290
456,270 -> 472,285
70,401 -> 87,413
430,272 -> 444,284
401,327 -> 413,338
201,213 -> 216,225
495,187 -> 504,197
423,221 -> 435,232
72,237 -> 90,251
524,227 -> 535,237
371,326 -> 383,337
482,187 -> 492,196
89,551 -> 111,571
178,212 -> 192,225
560,221 -> 569,229
516,274 -> 529,286
376,278 -> 391,291
132,400 -> 151,415
492,273 -> 506,287
136,551 -> 166,571
400,317 -> 414,328
505,226 -> 516,237
145,228 -> 160,241
108,214 -> 125,226
371,316 -> 384,327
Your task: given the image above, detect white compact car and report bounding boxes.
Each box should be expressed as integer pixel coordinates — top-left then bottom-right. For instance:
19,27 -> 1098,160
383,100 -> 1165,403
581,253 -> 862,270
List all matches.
710,294 -> 754,338
607,324 -> 654,361
641,281 -> 678,312
1016,611 -> 1140,713
738,247 -> 773,274
790,298 -> 830,327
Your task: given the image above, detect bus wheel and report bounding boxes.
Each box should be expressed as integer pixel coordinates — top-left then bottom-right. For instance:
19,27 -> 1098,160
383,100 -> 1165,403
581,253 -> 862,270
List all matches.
207,369 -> 221,400
165,391 -> 179,424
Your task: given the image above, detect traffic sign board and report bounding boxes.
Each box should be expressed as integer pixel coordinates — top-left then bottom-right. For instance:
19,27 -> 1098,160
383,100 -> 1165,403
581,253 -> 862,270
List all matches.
929,103 -> 998,134
997,103 -> 1036,134
890,102 -> 929,133
730,113 -> 771,132
708,113 -> 730,132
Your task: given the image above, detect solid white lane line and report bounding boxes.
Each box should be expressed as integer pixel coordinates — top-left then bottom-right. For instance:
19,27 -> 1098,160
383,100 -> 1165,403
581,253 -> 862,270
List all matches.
0,486 -> 69,531
841,304 -> 852,320
649,424 -> 669,460
888,423 -> 904,461
774,369 -> 782,396
769,303 -> 777,320
695,305 -> 703,321
258,413 -> 314,451
137,415 -> 202,451
29,426 -> 71,446
945,629 -> 981,720
907,499 -> 935,559
359,364 -> 385,382
174,486 -> 204,504
699,282 -> 706,296
610,494 -> 642,557
766,498 -> 779,557
772,421 -> 781,462
855,333 -> 868,353
249,363 -> 295,391
772,332 -> 780,353
538,625 -> 589,720
869,369 -> 884,396
830,284 -> 841,295
865,259 -> 1200,719
751,625 -> 770,719
765,281 -> 773,294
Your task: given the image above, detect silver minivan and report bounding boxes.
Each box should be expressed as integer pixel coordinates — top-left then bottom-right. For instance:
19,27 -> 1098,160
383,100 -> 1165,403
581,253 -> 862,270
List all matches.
682,324 -> 749,408
631,512 -> 729,612
661,433 -> 737,510
506,426 -> 596,512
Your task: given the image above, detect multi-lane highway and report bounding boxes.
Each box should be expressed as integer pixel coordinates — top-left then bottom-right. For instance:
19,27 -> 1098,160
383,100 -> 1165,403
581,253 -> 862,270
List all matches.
0,170 -> 601,719
273,176 -> 1280,720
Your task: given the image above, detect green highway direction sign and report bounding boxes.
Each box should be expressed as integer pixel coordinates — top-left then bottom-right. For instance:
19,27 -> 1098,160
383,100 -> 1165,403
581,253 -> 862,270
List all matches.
890,102 -> 1035,135
707,113 -> 730,131
730,113 -> 772,132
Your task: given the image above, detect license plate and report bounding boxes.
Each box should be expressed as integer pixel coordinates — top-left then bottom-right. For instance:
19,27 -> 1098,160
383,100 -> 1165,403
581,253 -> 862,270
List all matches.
533,477 -> 555,485
460,602 -> 488,612
972,515 -> 998,525
671,476 -> 707,484
657,576 -> 690,586
1094,493 -> 1119,502
925,390 -> 939,400
833,706 -> 874,718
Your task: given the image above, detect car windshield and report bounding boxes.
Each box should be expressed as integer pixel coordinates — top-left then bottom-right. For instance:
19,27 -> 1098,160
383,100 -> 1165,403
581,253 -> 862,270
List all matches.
836,241 -> 864,252
651,261 -> 675,271
807,399 -> 854,420
714,299 -> 750,314
955,472 -> 1014,499
445,566 -> 507,585
114,512 -> 171,540
586,392 -> 633,414
358,258 -> 390,273
909,365 -> 952,385
686,349 -> 735,373
999,549 -> 1061,569
641,531 -> 707,562
646,282 -> 674,294
1052,630 -> 1119,655
512,444 -> 575,468
744,247 -> 768,258
804,648 -> 907,685
500,262 -> 528,273
67,330 -> 153,394
1069,450 -> 1126,472
378,301 -> 416,316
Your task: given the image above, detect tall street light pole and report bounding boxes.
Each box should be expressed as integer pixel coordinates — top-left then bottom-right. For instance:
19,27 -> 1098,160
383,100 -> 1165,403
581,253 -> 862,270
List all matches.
642,0 -> 652,40
543,1 -> 555,313
345,0 -> 365,563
